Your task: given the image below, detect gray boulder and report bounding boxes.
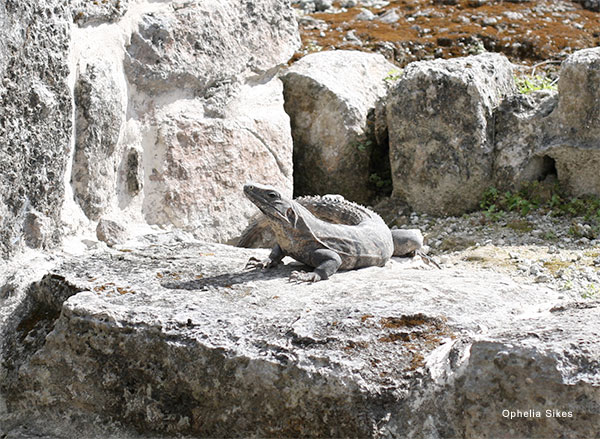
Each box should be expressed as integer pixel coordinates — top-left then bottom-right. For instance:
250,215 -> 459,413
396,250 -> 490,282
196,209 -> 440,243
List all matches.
387,52 -> 516,215
1,235 -> 598,438
96,218 -> 128,247
0,0 -> 72,258
281,50 -> 396,203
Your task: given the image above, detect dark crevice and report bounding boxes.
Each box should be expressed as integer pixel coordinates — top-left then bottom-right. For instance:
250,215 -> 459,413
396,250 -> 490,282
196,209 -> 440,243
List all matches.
366,106 -> 393,201
537,155 -> 557,181
0,274 -> 83,407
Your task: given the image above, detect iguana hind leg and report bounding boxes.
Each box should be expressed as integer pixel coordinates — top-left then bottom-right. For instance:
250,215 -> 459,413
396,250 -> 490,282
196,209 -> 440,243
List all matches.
290,249 -> 342,283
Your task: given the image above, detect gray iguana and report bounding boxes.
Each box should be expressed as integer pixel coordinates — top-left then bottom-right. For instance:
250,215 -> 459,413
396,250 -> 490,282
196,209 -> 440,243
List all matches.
240,183 -> 436,282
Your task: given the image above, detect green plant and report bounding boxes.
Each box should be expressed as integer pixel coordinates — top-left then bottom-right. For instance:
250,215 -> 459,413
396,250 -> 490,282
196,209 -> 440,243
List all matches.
355,139 -> 373,152
582,283 -> 600,299
515,74 -> 557,94
543,230 -> 557,241
369,173 -> 392,191
479,182 -> 600,228
384,69 -> 403,82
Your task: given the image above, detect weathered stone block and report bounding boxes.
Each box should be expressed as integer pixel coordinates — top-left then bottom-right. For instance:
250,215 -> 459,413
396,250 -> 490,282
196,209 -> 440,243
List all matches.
387,53 -> 516,215
143,78 -> 293,243
1,236 -> 597,437
493,90 -> 558,188
493,48 -> 600,198
282,50 -> 396,203
543,47 -> 600,197
124,0 -> 299,96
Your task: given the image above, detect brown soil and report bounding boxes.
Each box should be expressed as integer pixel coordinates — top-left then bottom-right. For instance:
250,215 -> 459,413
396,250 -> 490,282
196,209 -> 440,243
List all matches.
294,0 -> 600,73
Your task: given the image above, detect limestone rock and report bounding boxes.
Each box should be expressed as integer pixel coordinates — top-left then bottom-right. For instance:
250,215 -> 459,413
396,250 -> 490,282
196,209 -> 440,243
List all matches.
493,90 -> 558,188
96,218 -> 127,247
0,0 -> 72,258
143,77 -> 293,243
543,47 -> 600,197
493,48 -> 600,198
124,0 -> 299,96
71,0 -> 129,26
387,53 -> 516,215
72,61 -> 126,220
0,235 -> 597,437
452,303 -> 600,439
281,50 -> 396,203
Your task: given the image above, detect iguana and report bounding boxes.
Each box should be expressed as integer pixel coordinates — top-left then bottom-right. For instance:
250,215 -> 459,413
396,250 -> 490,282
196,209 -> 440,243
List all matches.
240,183 -> 436,282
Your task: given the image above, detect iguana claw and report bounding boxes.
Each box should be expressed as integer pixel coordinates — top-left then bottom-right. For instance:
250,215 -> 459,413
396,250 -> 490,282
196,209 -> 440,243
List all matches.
244,256 -> 275,270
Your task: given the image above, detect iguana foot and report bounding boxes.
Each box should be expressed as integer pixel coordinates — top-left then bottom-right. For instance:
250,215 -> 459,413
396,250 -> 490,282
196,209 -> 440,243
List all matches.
244,256 -> 278,270
289,270 -> 322,283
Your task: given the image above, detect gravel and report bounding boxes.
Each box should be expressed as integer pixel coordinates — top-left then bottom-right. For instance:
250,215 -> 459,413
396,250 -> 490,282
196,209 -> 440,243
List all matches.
398,210 -> 600,301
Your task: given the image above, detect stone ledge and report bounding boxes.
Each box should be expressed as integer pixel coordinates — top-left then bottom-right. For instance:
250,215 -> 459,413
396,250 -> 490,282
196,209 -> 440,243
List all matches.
0,233 -> 598,437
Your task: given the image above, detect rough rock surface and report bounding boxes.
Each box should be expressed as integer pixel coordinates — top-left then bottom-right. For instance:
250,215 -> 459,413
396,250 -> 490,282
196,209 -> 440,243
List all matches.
62,0 -> 300,244
493,90 -> 558,188
125,0 -> 299,96
387,52 -> 516,215
494,47 -> 600,196
545,47 -> 600,197
281,50 -> 396,203
72,0 -> 129,26
117,0 -> 299,242
143,76 -> 294,243
0,234 -> 598,438
0,0 -> 72,258
72,61 -> 126,220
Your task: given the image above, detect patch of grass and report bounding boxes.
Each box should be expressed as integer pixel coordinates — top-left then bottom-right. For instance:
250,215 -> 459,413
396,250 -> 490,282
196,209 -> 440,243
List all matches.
515,74 -> 557,94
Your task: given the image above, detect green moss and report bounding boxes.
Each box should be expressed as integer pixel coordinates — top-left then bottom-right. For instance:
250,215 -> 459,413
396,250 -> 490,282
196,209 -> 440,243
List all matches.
507,219 -> 534,233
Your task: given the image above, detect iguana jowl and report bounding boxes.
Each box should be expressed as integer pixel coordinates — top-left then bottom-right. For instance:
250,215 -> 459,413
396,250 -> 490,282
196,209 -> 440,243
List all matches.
242,183 -> 427,282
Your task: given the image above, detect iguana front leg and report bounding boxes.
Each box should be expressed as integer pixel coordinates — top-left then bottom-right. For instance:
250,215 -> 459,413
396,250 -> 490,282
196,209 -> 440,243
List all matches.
245,244 -> 285,270
290,249 -> 342,283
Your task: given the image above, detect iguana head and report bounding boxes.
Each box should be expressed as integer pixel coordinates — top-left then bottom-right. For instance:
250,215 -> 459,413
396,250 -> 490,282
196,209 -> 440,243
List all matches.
243,183 -> 298,226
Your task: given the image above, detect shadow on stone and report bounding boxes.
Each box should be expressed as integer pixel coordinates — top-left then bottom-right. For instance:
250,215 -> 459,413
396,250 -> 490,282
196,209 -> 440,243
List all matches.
160,262 -> 306,290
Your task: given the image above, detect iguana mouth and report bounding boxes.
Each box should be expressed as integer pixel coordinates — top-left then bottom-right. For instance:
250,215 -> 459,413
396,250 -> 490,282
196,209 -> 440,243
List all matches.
243,183 -> 290,223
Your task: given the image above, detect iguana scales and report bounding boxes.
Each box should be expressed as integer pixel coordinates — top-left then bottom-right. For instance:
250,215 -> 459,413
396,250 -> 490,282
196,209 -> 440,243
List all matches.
241,183 -> 434,282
